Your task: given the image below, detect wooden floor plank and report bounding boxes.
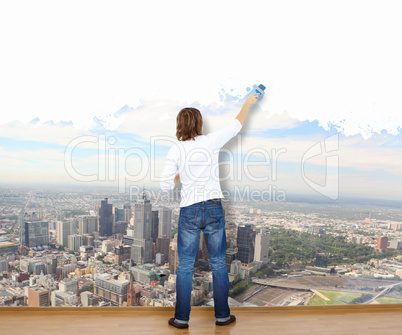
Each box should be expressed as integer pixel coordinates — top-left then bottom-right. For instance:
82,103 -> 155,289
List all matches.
1,306 -> 402,335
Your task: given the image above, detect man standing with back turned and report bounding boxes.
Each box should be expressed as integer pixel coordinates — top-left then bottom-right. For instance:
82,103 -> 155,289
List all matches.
160,92 -> 259,328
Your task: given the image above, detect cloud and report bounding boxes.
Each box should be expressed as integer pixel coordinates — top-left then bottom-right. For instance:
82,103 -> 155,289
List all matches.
0,96 -> 401,200
0,120 -> 87,147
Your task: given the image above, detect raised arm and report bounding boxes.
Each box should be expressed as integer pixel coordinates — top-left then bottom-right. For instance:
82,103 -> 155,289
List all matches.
235,93 -> 259,125
205,93 -> 260,149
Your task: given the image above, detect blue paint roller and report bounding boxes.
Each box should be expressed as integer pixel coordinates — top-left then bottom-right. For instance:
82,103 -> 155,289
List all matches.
255,84 -> 266,98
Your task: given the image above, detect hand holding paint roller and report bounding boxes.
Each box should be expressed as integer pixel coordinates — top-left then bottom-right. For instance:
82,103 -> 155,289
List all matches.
245,84 -> 266,105
236,84 -> 265,125
255,84 -> 266,97
236,84 -> 266,125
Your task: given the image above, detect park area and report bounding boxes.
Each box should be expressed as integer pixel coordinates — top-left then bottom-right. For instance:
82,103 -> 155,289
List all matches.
308,290 -> 402,305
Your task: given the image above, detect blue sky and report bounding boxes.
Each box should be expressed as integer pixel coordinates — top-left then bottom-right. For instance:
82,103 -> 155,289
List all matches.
0,95 -> 401,201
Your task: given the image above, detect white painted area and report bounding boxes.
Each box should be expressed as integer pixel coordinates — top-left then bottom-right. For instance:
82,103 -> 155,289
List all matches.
0,0 -> 401,137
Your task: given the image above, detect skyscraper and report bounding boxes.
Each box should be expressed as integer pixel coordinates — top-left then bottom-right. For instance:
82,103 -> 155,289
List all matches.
46,255 -> 57,274
237,224 -> 255,266
57,220 -> 74,247
169,239 -> 179,274
114,221 -> 128,235
19,211 -> 42,245
82,235 -> 94,246
68,234 -> 83,252
0,258 -> 9,272
151,210 -> 159,243
156,235 -> 170,264
158,207 -> 172,238
23,221 -> 49,247
115,208 -> 124,222
78,215 -> 98,235
225,248 -> 238,272
123,202 -> 132,224
18,214 -> 25,245
254,227 -> 270,262
133,193 -> 152,240
131,191 -> 153,264
99,198 -> 114,236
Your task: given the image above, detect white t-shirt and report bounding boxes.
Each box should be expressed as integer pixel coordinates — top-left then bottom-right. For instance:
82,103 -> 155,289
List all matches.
160,118 -> 242,207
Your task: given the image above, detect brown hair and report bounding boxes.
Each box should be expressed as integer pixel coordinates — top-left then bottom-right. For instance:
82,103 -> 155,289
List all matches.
176,107 -> 203,141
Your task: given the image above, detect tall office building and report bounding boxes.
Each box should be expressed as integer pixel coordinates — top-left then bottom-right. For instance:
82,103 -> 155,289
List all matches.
114,221 -> 128,235
225,248 -> 238,272
82,235 -> 94,246
68,234 -> 83,252
18,208 -> 49,248
131,192 -> 153,265
389,240 -> 402,250
46,255 -> 57,275
19,211 -> 43,245
158,207 -> 172,238
377,236 -> 388,250
115,208 -> 125,222
99,198 -> 114,236
0,258 -> 9,272
78,216 -> 98,236
18,214 -> 24,245
114,245 -> 131,265
156,235 -> 170,263
133,192 -> 152,240
123,203 -> 132,224
254,227 -> 270,262
151,210 -> 159,243
23,221 -> 49,247
57,220 -> 74,247
169,240 -> 179,274
237,224 -> 255,266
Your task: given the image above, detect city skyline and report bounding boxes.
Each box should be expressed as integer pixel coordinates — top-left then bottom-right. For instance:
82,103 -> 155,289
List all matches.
1,186 -> 402,308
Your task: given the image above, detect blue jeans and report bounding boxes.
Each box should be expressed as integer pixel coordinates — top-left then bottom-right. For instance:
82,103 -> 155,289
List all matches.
174,199 -> 230,322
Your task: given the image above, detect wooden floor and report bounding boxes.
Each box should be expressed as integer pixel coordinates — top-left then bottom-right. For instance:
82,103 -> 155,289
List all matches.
1,305 -> 402,335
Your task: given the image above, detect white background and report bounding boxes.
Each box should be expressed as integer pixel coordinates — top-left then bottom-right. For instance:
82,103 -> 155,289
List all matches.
1,0 -> 401,137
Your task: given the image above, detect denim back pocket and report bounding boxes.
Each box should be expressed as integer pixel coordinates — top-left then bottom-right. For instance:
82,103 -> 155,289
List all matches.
179,208 -> 199,230
207,206 -> 225,229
